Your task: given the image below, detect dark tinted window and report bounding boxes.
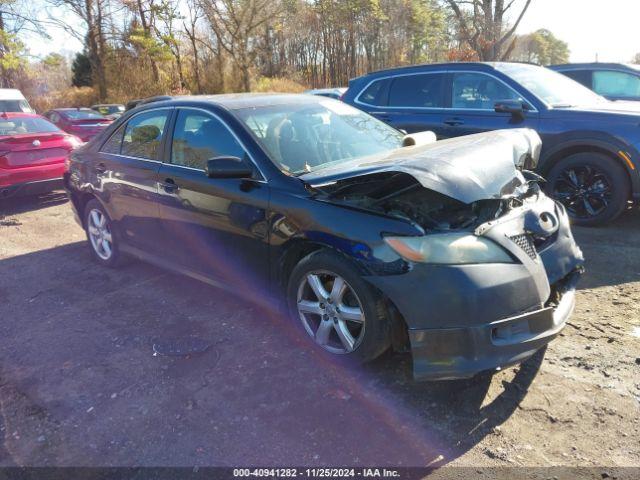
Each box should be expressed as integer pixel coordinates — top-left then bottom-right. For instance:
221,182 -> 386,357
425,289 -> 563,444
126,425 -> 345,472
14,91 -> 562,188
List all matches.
171,110 -> 246,170
101,124 -> 126,154
388,73 -> 444,107
593,70 -> 640,98
452,72 -> 521,109
359,80 -> 388,106
561,69 -> 592,88
121,110 -> 169,160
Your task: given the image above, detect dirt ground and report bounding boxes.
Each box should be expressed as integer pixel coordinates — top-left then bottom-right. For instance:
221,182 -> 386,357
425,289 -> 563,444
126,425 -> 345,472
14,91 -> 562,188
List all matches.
0,191 -> 638,472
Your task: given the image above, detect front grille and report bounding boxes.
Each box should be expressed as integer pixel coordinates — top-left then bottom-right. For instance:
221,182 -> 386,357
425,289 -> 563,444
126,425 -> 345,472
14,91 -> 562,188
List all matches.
509,234 -> 537,260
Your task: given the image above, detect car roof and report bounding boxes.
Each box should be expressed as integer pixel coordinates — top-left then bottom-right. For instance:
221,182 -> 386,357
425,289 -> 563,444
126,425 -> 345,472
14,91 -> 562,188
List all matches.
53,107 -> 96,111
137,93 -> 333,111
357,61 -> 535,78
549,62 -> 640,72
92,103 -> 124,107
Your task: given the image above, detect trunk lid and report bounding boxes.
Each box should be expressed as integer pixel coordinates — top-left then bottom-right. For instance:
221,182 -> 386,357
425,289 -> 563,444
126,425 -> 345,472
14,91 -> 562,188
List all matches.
0,133 -> 72,169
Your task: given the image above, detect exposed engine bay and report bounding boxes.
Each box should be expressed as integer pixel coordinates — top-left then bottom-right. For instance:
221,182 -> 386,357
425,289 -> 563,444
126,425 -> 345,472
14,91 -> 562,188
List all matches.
314,171 -> 541,232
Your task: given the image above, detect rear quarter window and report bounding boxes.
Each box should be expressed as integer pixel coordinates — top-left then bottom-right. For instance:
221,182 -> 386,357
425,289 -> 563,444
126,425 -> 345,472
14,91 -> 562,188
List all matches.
357,79 -> 389,106
560,69 -> 592,88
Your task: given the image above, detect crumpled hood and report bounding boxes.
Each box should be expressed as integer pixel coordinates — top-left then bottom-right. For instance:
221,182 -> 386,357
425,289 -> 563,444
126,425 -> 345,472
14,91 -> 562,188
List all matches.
301,128 -> 542,204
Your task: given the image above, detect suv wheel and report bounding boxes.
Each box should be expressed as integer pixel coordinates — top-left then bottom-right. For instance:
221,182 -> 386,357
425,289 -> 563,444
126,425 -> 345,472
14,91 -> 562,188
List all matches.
84,199 -> 122,267
546,152 -> 629,226
287,250 -> 391,362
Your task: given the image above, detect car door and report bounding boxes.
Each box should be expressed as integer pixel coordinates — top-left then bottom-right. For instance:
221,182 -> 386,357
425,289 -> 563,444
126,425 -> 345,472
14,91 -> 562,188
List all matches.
365,72 -> 448,138
157,107 -> 270,286
441,71 -> 539,138
93,108 -> 171,255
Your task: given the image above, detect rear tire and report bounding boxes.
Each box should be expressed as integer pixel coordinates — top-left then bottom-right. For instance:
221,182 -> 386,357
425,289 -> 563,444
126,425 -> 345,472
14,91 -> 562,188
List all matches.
84,199 -> 123,268
546,152 -> 629,226
287,250 -> 391,363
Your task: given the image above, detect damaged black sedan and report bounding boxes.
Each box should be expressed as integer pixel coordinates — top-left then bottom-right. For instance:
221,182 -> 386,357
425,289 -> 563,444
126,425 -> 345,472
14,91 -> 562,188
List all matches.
64,94 -> 584,380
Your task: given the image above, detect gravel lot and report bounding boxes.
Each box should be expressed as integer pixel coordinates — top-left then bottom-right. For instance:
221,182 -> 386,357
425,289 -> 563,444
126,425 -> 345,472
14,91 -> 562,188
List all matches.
0,192 -> 639,471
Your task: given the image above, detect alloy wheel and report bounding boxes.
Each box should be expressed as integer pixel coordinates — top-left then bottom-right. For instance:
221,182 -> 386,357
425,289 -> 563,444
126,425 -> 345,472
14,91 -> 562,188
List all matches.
87,209 -> 113,260
552,165 -> 612,219
296,271 -> 365,354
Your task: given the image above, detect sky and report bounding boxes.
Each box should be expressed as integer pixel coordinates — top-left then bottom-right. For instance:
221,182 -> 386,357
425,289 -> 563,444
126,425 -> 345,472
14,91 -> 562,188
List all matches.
517,0 -> 640,62
24,0 -> 640,64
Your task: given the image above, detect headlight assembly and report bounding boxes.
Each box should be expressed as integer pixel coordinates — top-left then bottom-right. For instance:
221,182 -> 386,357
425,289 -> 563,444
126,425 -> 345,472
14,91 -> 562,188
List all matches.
384,233 -> 515,265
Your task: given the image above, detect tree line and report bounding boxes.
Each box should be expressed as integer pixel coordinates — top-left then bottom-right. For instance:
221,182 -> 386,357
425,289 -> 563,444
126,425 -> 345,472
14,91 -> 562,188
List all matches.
0,0 -> 574,110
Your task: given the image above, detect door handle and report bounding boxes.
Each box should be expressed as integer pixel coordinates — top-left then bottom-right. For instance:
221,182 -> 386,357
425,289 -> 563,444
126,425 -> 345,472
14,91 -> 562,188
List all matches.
160,178 -> 179,194
443,118 -> 465,126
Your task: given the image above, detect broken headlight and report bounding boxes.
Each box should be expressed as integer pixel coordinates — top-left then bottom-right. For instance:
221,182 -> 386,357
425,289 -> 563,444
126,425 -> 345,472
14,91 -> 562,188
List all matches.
384,233 -> 515,265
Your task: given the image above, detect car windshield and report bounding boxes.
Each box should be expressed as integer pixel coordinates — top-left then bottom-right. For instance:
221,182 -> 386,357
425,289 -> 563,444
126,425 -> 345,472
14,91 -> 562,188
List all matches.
63,109 -> 106,120
495,63 -> 607,107
0,116 -> 61,135
234,100 -> 404,175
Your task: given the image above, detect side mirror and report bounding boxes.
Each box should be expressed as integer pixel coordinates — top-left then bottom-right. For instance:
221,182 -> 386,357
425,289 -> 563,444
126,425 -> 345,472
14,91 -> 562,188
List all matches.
205,156 -> 253,179
494,99 -> 527,118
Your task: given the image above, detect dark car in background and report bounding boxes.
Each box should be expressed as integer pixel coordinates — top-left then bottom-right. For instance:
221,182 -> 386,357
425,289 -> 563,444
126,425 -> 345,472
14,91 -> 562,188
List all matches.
64,94 -> 583,380
550,63 -> 640,102
125,95 -> 173,111
0,112 -> 82,198
44,108 -> 113,142
91,103 -> 126,119
343,62 -> 640,226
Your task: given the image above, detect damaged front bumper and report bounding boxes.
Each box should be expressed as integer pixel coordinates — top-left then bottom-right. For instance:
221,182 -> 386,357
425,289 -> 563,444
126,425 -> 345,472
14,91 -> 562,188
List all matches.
407,268 -> 580,380
365,194 -> 584,381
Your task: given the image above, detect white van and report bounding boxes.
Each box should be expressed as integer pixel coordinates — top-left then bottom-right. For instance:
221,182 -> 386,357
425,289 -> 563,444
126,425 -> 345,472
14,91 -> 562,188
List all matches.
0,89 -> 34,113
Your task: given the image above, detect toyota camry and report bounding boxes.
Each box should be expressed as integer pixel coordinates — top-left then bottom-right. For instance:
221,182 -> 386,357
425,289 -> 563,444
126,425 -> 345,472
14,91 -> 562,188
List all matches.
64,94 -> 584,380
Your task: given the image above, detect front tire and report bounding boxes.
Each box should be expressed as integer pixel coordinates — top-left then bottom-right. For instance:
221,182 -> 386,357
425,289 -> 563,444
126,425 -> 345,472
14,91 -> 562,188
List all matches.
546,152 -> 629,226
84,199 -> 122,267
287,250 -> 391,362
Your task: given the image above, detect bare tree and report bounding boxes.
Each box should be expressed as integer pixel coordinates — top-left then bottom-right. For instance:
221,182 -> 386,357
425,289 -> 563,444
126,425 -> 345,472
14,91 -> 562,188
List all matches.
199,0 -> 284,92
183,0 -> 204,92
48,0 -> 109,99
154,0 -> 186,89
445,0 -> 533,61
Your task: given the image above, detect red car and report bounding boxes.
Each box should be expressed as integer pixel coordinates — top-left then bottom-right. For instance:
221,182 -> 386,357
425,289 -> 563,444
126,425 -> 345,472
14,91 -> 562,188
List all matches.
0,113 -> 82,199
44,108 -> 113,142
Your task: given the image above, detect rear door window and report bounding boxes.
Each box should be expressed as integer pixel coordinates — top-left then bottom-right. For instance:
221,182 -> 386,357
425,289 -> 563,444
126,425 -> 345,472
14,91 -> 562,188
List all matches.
388,73 -> 445,108
121,110 -> 170,160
